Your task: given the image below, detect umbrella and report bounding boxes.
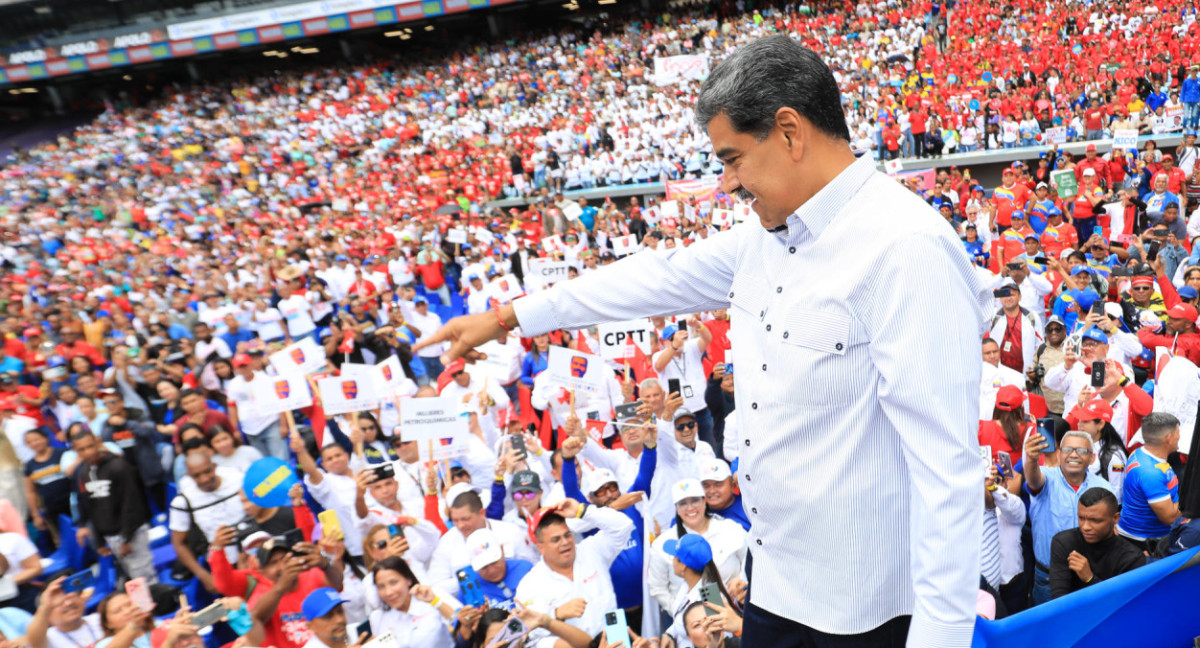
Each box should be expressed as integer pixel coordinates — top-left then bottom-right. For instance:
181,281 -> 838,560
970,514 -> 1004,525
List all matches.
887,54 -> 910,64
435,203 -> 462,215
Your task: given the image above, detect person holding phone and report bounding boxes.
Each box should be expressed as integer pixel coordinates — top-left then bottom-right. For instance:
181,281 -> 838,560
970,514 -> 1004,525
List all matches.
652,320 -> 714,449
1023,428 -> 1115,606
366,558 -> 456,648
981,461 -> 1026,615
1043,327 -> 1135,409
660,533 -> 742,648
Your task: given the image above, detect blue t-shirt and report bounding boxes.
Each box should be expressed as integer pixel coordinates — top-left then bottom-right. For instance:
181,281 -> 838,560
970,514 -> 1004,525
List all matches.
477,559 -> 533,610
1118,447 -> 1178,540
712,496 -> 750,531
0,356 -> 24,375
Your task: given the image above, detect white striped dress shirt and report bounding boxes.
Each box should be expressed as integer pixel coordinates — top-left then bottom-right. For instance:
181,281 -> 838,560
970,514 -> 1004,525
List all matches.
513,154 -> 990,646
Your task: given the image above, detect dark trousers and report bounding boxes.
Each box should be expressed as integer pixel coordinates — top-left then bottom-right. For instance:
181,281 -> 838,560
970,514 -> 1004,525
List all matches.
743,604 -> 911,648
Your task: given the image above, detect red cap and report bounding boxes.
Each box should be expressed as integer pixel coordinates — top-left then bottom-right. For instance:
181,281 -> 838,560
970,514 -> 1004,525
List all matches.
1168,303 -> 1198,322
1080,398 -> 1114,423
22,327 -> 42,337
1086,143 -> 1097,152
436,358 -> 467,393
526,506 -> 553,546
1131,275 -> 1155,288
995,385 -> 1025,412
232,353 -> 253,367
1163,154 -> 1174,161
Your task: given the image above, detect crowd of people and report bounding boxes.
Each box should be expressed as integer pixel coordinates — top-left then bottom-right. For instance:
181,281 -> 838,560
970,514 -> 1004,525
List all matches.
0,0 -> 1200,645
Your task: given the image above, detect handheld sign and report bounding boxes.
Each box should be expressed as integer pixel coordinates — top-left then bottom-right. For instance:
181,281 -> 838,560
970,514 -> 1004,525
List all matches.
545,346 -> 607,393
399,396 -> 470,444
317,375 -> 379,415
251,374 -> 313,416
243,457 -> 298,507
446,228 -> 468,245
488,274 -> 525,304
528,258 -> 570,287
611,235 -> 641,257
733,203 -> 753,223
597,319 -> 656,361
661,200 -> 680,220
270,337 -> 326,376
540,235 -> 565,255
376,355 -> 407,391
1112,129 -> 1138,150
563,202 -> 583,221
1050,169 -> 1078,199
711,209 -> 733,229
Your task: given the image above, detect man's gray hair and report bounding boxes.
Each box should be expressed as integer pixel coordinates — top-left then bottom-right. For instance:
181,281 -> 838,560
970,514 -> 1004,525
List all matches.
1061,431 -> 1093,449
638,377 -> 661,392
694,35 -> 851,142
1141,412 -> 1180,445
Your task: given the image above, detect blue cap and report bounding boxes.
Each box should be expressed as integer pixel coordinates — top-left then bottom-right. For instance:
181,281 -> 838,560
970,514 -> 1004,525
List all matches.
336,255 -> 349,262
1010,210 -> 1026,220
412,296 -> 429,305
302,588 -> 348,621
467,274 -> 481,281
1081,326 -> 1109,345
661,325 -> 678,342
1071,289 -> 1100,311
1180,286 -> 1199,301
663,533 -> 713,571
1070,265 -> 1091,276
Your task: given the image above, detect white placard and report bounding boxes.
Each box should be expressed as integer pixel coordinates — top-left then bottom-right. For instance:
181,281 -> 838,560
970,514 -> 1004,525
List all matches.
540,235 -> 565,254
426,437 -> 469,462
332,198 -> 349,212
339,363 -> 383,401
251,374 -> 313,416
545,346 -> 607,393
597,319 -> 657,361
376,355 -> 407,391
661,200 -> 680,221
733,203 -> 753,223
611,235 -> 641,257
711,209 -> 733,229
528,258 -> 570,286
446,228 -> 468,245
464,339 -> 521,385
399,396 -> 470,443
317,375 -> 380,416
487,274 -> 524,304
1112,129 -> 1139,150
883,159 -> 903,174
563,203 -> 583,221
1045,126 -> 1067,145
269,337 -> 327,375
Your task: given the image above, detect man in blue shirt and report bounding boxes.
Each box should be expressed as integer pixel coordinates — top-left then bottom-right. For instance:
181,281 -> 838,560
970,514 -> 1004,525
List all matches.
1024,428 -> 1114,606
463,528 -> 533,611
699,458 -> 749,531
1182,66 -> 1200,130
1118,412 -> 1181,550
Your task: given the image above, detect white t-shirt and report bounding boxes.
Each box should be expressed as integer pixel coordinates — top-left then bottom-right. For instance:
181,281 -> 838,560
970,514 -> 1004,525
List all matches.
278,294 -> 316,337
0,532 -> 37,578
226,371 -> 278,436
253,307 -> 287,342
168,467 -> 246,563
46,615 -> 104,648
653,338 -> 708,412
212,445 -> 263,475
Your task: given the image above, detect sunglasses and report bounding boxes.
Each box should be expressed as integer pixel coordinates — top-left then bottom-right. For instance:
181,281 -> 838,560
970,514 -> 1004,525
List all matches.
375,540 -> 388,550
1132,286 -> 1153,291
675,421 -> 697,431
1046,325 -> 1065,332
512,491 -> 538,501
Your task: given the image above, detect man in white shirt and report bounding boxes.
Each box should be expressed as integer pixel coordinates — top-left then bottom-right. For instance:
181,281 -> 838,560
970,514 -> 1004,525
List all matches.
515,498 -> 634,647
24,576 -> 105,648
652,318 -> 714,447
408,296 -> 446,378
277,284 -> 317,342
291,432 -> 366,558
426,484 -> 538,596
301,588 -> 352,648
169,454 -> 246,594
226,355 -> 286,459
193,322 -> 233,362
439,358 -> 511,442
1044,327 -> 1134,409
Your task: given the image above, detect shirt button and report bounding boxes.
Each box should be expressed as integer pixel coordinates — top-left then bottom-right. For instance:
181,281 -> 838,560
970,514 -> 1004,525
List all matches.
756,539 -> 763,546
776,287 -> 783,293
835,342 -> 844,351
745,474 -> 751,481
751,402 -> 758,410
789,246 -> 796,254
751,507 -> 758,514
744,439 -> 750,446
783,332 -> 789,339
761,364 -> 767,371
729,292 -> 734,298
765,325 -> 771,331
759,310 -> 764,318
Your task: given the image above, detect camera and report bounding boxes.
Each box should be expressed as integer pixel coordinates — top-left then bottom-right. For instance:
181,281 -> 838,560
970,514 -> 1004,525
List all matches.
993,288 -> 1015,298
507,619 -> 523,633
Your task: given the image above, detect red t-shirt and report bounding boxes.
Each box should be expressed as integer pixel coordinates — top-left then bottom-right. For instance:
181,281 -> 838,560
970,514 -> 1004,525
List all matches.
249,570 -> 328,648
700,319 -> 732,378
415,260 -> 446,290
977,420 -> 1031,462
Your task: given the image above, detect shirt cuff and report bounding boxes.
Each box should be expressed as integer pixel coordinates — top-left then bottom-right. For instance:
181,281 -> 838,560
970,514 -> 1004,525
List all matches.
512,292 -> 562,337
905,613 -> 976,648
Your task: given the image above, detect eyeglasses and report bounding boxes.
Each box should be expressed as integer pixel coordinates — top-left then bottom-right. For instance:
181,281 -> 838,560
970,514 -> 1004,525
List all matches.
676,497 -> 704,509
1060,446 -> 1093,456
512,491 -> 538,501
375,540 -> 388,550
675,421 -> 697,431
1132,286 -> 1153,291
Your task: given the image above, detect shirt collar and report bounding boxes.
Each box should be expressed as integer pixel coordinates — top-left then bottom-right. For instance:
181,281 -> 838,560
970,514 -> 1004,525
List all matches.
785,154 -> 877,240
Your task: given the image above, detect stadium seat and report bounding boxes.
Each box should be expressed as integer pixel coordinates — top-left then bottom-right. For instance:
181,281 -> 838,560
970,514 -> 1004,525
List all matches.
40,514 -> 86,576
152,541 -> 177,574
85,555 -> 117,613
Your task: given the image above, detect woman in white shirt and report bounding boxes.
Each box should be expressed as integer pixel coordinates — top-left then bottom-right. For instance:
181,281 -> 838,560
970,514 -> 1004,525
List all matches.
208,427 -> 263,476
251,300 -> 286,343
661,533 -> 741,648
648,480 -> 748,612
368,557 -> 455,648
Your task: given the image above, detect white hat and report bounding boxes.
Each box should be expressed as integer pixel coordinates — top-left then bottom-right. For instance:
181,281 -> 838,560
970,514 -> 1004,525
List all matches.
241,530 -> 273,553
672,478 -> 705,505
466,529 -> 504,571
445,482 -> 478,508
1083,167 -> 1097,176
698,458 -> 732,483
582,468 -> 619,496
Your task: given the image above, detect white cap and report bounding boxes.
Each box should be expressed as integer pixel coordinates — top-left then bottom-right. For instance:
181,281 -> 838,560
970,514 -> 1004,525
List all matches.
466,529 -> 504,571
445,482 -> 478,508
672,478 -> 705,504
1083,167 -> 1097,176
1104,302 -> 1124,319
698,458 -> 732,483
582,468 -> 619,496
241,531 -> 272,552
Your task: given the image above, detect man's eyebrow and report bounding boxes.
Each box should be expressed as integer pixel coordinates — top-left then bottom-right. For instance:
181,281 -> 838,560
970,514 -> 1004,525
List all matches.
713,147 -> 738,162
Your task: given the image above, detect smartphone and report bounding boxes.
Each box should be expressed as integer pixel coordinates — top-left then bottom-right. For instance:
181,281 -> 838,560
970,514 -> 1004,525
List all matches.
191,602 -> 228,629
125,577 -> 154,613
487,618 -> 528,648
1146,240 -> 1161,262
371,462 -> 396,482
1006,262 -> 1023,270
1037,417 -> 1057,454
586,411 -> 600,421
997,451 -> 1014,478
510,435 -> 528,461
1093,226 -> 1103,236
1090,300 -> 1104,316
456,568 -> 485,607
318,510 -> 342,541
1091,360 -> 1106,388
722,362 -> 733,374
604,610 -> 632,648
387,523 -> 405,539
614,402 -> 640,420
355,621 -> 372,643
667,378 -> 681,397
278,527 -> 305,553
61,569 -> 95,594
700,583 -> 724,616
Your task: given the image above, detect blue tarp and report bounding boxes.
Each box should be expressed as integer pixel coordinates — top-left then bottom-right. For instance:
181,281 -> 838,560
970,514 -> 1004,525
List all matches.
973,546 -> 1200,647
